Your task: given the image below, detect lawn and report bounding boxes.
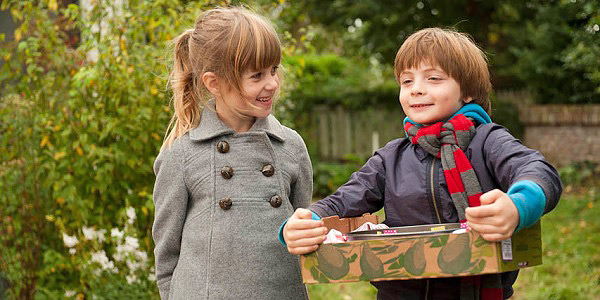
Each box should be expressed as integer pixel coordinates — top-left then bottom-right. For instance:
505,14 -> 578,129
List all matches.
306,186 -> 599,300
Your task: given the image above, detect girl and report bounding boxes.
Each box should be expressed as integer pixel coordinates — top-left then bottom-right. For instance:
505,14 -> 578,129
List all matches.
152,7 -> 311,300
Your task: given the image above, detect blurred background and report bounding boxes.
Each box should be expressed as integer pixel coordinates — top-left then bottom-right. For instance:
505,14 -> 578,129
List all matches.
0,0 -> 598,299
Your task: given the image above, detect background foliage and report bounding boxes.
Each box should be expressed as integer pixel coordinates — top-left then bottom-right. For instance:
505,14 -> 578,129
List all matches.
0,0 -> 598,299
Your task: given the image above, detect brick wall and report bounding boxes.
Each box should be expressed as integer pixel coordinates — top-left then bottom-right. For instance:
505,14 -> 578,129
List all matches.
518,105 -> 600,167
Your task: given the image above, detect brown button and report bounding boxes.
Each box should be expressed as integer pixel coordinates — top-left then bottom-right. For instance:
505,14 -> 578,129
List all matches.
219,198 -> 232,210
261,164 -> 274,177
221,166 -> 234,179
216,141 -> 229,153
269,195 -> 282,208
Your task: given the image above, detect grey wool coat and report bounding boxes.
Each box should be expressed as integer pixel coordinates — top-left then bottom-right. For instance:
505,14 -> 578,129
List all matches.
152,105 -> 312,300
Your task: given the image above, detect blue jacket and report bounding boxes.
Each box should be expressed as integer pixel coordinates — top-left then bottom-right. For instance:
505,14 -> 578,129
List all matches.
308,123 -> 562,300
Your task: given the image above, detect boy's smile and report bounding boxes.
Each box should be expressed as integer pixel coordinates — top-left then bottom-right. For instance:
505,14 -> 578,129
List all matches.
398,63 -> 472,125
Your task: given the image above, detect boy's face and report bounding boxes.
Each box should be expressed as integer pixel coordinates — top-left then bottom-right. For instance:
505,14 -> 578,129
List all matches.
398,62 -> 472,125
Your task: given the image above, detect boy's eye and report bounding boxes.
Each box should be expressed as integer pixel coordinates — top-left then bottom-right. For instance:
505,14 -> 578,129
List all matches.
401,79 -> 412,85
428,76 -> 443,81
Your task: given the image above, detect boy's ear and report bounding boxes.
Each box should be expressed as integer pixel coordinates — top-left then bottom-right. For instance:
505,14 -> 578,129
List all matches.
463,96 -> 474,103
202,72 -> 221,96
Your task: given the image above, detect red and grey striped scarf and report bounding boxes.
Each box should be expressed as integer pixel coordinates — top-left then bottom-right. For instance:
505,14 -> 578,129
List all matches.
405,113 -> 503,300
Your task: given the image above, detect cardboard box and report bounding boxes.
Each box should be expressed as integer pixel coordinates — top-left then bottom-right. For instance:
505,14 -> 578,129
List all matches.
300,216 -> 542,284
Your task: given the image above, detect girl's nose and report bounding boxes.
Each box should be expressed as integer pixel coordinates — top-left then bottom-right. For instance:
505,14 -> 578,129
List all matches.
265,74 -> 279,91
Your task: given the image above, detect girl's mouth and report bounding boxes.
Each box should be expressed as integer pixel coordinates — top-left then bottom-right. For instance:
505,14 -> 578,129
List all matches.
256,96 -> 272,102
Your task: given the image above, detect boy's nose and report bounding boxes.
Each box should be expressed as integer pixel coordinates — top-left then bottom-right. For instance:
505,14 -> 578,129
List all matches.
411,80 -> 424,96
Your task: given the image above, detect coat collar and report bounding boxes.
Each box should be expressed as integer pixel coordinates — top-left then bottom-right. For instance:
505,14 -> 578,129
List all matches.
188,100 -> 286,142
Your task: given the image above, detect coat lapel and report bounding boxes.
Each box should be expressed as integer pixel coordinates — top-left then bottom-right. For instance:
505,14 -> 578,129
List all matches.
189,101 -> 286,142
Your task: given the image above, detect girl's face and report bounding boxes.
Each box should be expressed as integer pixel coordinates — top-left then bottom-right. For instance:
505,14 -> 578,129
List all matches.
398,62 -> 472,125
217,65 -> 279,131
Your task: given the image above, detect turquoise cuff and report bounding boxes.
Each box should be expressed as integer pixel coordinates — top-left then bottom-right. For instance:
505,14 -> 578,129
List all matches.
508,180 -> 546,232
278,212 -> 321,247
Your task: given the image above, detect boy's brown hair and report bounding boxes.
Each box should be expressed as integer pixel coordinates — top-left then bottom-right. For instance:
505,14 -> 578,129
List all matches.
394,28 -> 492,114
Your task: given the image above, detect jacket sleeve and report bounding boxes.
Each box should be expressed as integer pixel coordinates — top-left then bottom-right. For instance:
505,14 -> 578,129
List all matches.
483,125 -> 562,214
152,144 -> 188,300
309,151 -> 386,218
289,132 -> 313,210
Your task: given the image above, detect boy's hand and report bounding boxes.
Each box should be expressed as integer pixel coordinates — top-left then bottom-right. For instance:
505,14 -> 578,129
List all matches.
283,208 -> 328,255
465,189 -> 519,242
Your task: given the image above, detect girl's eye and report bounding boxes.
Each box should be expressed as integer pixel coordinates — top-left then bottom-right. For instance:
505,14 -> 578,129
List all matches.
429,76 -> 442,81
271,66 -> 279,75
251,72 -> 262,79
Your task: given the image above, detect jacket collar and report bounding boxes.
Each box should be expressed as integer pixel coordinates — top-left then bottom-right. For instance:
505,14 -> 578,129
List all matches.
188,100 -> 286,142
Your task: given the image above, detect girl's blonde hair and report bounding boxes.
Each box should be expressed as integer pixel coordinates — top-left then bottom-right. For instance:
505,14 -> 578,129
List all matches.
163,7 -> 282,148
394,28 -> 492,114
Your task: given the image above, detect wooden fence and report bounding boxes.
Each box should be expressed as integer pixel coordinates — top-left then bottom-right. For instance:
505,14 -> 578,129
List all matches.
309,106 -> 406,160
307,102 -> 600,167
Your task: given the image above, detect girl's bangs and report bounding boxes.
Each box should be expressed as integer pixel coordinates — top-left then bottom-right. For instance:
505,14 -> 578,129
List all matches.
236,18 -> 281,73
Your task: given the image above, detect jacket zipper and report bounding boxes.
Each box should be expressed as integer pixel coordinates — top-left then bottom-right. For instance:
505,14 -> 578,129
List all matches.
425,157 -> 441,299
430,157 -> 442,223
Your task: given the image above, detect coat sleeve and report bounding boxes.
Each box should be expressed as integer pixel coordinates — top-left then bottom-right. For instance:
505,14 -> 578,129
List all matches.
152,144 -> 188,300
309,151 -> 386,218
289,133 -> 313,210
482,125 -> 562,214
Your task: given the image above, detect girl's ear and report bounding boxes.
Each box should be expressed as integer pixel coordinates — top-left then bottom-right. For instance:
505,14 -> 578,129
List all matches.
463,96 -> 474,103
202,72 -> 220,96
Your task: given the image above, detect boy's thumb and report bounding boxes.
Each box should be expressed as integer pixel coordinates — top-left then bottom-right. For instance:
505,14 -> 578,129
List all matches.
479,189 -> 501,205
294,208 -> 314,220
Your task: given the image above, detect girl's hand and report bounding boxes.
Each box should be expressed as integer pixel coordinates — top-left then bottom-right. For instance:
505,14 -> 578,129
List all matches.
283,208 -> 328,255
465,189 -> 519,242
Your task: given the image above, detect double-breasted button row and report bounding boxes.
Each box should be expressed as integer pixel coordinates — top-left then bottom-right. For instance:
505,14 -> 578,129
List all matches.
218,195 -> 283,210
216,141 -> 229,153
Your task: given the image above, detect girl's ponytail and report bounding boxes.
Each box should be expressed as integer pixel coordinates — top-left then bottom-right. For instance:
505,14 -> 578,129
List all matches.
163,29 -> 202,148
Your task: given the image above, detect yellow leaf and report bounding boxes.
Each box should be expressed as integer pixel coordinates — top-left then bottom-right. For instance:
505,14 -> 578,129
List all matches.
76,147 -> 83,156
54,152 -> 66,160
163,106 -> 170,112
14,29 -> 21,42
48,0 -> 58,11
40,135 -> 49,147
154,78 -> 161,84
152,133 -> 161,141
120,39 -> 126,51
141,206 -> 148,216
45,215 -> 55,222
138,190 -> 148,197
151,87 -> 158,95
56,197 -> 65,205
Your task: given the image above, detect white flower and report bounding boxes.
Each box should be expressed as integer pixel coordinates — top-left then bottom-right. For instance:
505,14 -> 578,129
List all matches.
82,226 -> 96,240
96,229 -> 106,243
63,233 -> 79,248
126,274 -> 138,284
69,248 -> 77,255
126,207 -> 136,224
125,236 -> 139,250
111,228 -> 124,239
65,290 -> 76,297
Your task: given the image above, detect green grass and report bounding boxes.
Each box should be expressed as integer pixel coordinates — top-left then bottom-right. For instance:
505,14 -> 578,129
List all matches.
307,187 -> 600,300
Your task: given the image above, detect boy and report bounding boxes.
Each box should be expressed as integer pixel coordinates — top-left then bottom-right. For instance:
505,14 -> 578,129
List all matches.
281,28 -> 562,299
